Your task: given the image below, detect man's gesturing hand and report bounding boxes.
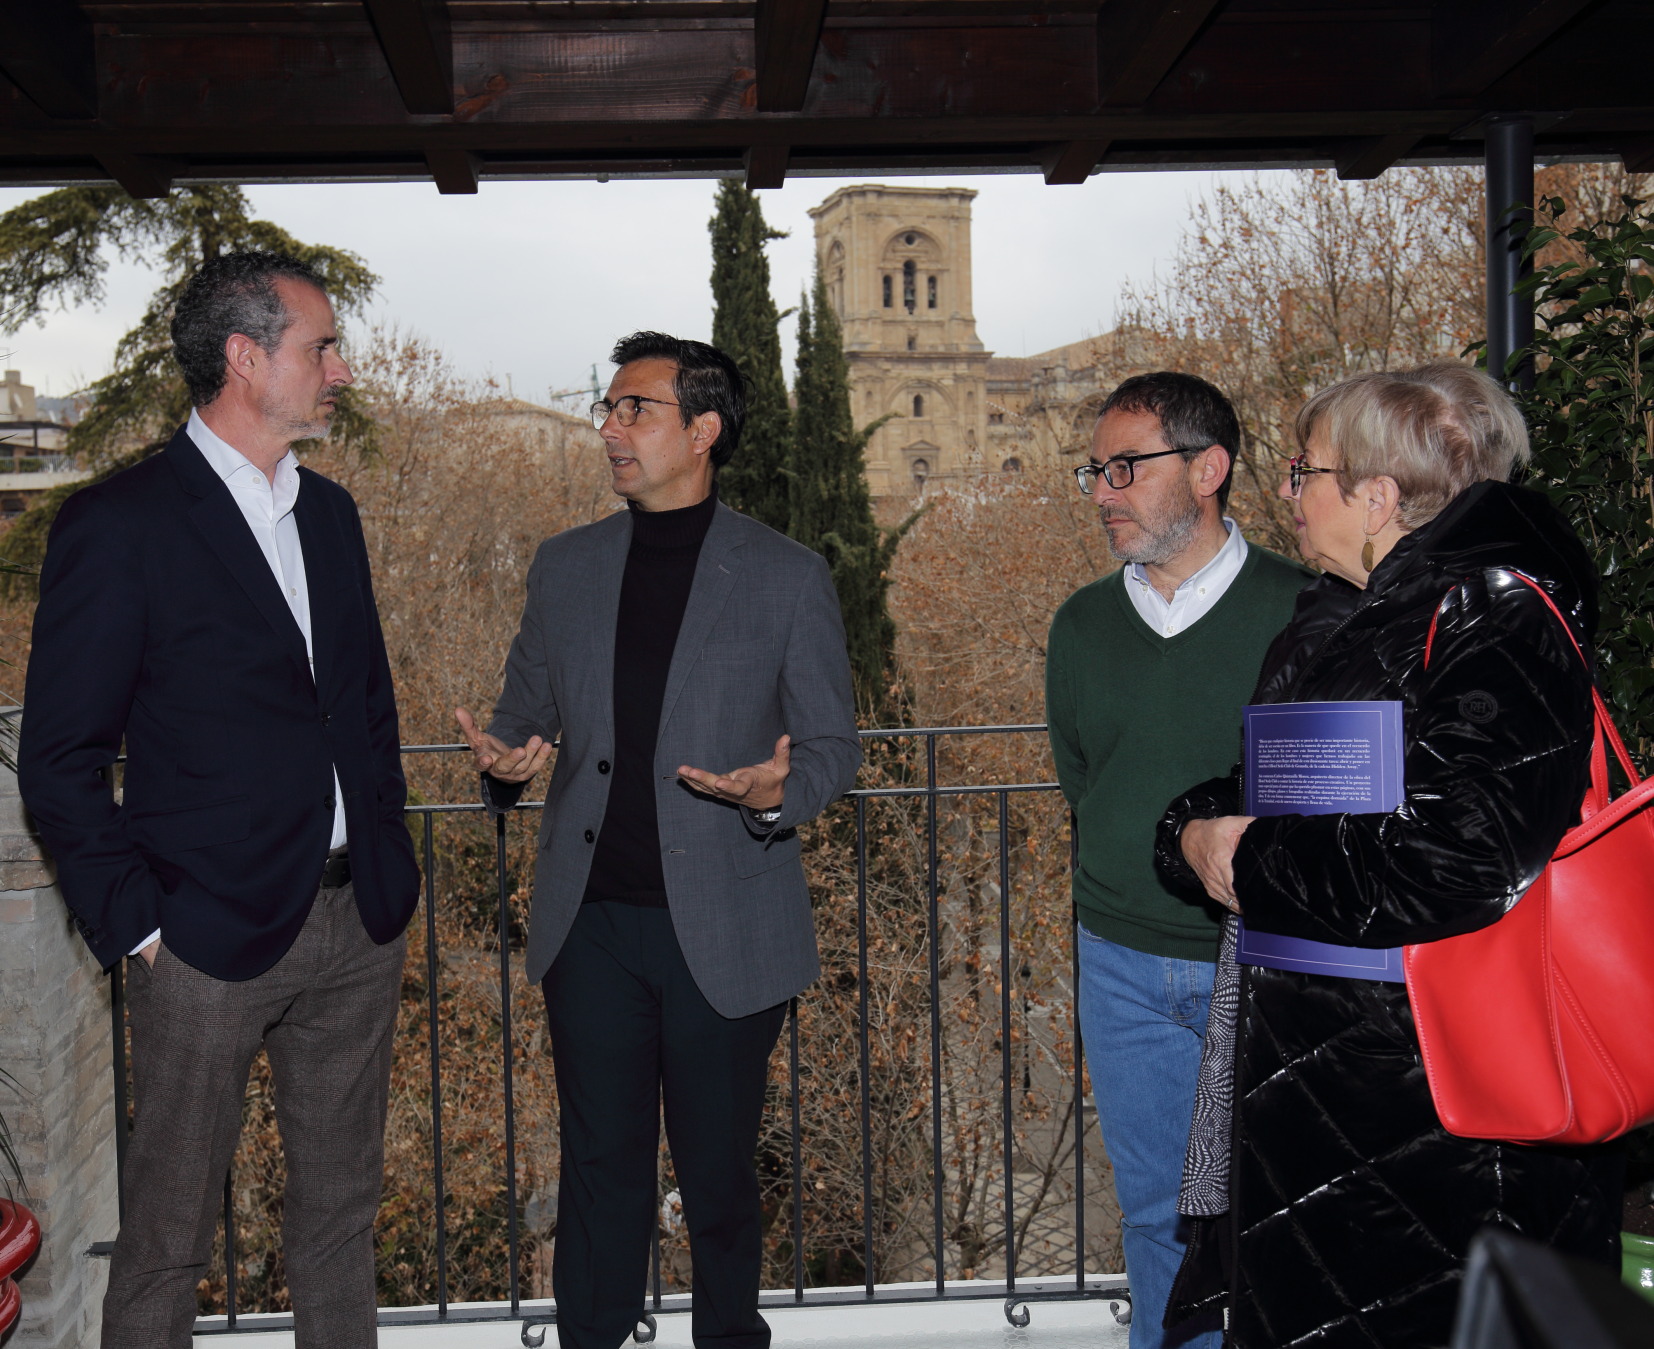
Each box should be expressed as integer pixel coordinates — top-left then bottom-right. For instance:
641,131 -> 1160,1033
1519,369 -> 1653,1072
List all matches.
678,735 -> 791,812
1180,815 -> 1256,913
455,706 -> 553,783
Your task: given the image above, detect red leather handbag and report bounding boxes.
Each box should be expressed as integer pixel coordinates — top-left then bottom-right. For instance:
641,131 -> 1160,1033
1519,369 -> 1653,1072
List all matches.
1404,572 -> 1654,1146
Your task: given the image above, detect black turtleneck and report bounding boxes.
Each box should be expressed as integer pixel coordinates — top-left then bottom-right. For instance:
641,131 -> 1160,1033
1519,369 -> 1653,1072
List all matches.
584,488 -> 718,906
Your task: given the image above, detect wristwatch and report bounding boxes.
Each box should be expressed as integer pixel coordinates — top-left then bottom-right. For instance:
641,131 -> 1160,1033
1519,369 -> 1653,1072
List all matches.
751,807 -> 783,825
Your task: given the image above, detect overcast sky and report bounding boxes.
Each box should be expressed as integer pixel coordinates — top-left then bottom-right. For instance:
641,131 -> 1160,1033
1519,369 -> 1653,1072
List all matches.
0,169 -> 1254,405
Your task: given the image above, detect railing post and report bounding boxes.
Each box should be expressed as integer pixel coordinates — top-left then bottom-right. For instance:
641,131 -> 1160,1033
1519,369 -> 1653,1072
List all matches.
925,733 -> 945,1296
1070,811 -> 1086,1291
421,813 -> 449,1315
790,997 -> 803,1301
998,790 -> 1016,1293
223,1170 -> 237,1327
651,1218 -> 662,1311
495,809 -> 521,1317
855,795 -> 874,1298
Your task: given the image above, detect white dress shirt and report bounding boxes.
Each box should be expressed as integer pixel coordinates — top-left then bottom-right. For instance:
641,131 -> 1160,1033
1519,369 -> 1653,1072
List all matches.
1122,516 -> 1250,638
130,412 -> 347,955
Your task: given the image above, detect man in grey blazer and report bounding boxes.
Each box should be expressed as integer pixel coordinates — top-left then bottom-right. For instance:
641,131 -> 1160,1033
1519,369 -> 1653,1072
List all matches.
456,331 -> 860,1349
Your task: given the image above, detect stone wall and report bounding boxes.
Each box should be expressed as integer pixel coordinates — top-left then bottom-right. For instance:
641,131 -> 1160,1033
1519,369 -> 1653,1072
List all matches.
0,750 -> 117,1349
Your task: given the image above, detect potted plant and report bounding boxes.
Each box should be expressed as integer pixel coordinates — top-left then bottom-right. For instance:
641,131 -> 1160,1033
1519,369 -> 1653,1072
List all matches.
1623,1128 -> 1654,1306
1518,194 -> 1654,1306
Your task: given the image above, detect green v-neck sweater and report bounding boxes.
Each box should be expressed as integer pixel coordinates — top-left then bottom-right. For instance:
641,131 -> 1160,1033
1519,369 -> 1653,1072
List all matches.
1045,545 -> 1314,960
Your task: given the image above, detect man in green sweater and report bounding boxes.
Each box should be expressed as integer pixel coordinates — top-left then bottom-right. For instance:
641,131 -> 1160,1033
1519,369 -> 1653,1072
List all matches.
1046,373 -> 1311,1348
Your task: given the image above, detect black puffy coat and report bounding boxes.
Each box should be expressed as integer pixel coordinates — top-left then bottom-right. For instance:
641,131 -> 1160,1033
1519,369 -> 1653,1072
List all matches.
1160,481 -> 1623,1348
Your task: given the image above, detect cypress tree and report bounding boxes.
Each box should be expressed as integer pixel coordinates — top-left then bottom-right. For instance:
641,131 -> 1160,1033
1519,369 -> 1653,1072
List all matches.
708,180 -> 792,532
791,268 -> 904,718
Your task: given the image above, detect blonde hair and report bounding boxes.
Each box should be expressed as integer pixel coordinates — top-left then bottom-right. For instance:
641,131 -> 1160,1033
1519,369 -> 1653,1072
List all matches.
1293,363 -> 1531,530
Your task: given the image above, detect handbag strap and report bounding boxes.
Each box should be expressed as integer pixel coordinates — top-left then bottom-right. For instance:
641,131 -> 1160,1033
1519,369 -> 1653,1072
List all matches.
1422,571 -> 1642,815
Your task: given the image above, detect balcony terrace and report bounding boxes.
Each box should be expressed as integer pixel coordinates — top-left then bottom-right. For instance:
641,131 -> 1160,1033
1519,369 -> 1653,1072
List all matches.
5,725 -> 1140,1347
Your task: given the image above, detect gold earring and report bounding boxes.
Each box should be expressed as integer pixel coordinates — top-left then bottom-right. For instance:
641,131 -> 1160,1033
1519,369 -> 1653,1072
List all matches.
1361,534 -> 1375,573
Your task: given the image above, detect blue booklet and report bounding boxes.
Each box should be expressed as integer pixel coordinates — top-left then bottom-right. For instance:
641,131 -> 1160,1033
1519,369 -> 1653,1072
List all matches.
1236,700 -> 1407,983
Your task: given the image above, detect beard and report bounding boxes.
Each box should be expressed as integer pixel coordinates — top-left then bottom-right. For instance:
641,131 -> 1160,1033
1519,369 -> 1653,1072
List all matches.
1101,475 -> 1205,565
258,385 -> 341,442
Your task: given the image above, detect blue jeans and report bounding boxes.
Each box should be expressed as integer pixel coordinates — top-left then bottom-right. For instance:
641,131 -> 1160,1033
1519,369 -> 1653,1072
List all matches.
1077,925 -> 1222,1349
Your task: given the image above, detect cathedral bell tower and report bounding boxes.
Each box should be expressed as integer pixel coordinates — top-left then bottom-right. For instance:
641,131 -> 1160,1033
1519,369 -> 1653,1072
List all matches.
809,185 -> 991,496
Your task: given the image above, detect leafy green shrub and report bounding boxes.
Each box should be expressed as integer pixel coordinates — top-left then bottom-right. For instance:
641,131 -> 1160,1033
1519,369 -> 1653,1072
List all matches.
1519,195 -> 1654,774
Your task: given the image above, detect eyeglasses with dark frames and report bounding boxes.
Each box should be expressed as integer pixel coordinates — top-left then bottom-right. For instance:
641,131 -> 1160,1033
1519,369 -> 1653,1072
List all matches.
590,394 -> 682,431
1287,453 -> 1340,498
1073,446 -> 1202,495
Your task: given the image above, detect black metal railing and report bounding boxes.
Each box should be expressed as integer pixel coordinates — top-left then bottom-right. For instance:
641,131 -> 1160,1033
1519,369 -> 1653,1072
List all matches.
104,726 -> 1128,1339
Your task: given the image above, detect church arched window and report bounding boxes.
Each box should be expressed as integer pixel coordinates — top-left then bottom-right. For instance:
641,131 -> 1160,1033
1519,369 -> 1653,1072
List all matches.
913,394 -> 924,417
927,275 -> 937,309
902,260 -> 916,313
882,274 -> 892,308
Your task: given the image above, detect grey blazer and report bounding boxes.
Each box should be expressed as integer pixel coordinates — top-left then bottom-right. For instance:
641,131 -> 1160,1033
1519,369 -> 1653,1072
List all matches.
486,501 -> 862,1017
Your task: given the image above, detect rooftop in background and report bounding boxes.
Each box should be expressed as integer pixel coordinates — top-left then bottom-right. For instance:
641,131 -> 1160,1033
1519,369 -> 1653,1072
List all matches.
1,2 -> 1650,196
0,371 -> 88,515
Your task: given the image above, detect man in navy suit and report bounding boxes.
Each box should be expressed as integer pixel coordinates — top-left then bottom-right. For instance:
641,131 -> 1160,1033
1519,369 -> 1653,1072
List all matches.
19,252 -> 419,1348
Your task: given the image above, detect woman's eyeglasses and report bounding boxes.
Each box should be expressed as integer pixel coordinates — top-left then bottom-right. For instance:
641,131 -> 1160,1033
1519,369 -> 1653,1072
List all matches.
1287,453 -> 1339,498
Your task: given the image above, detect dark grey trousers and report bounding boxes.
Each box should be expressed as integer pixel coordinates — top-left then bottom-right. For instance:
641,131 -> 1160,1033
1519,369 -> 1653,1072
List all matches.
543,902 -> 786,1349
101,882 -> 406,1349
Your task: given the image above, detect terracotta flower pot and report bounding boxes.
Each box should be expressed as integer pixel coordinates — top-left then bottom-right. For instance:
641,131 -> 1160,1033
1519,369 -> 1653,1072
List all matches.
0,1197 -> 42,1335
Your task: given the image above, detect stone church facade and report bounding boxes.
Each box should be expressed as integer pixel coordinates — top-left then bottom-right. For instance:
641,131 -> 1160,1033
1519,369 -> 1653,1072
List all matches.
810,184 -> 993,497
811,183 -> 1141,498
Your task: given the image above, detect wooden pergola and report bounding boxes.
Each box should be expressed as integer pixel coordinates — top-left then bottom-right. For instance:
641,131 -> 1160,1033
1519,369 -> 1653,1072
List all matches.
1,1 -> 1650,197
3,1 -> 1651,375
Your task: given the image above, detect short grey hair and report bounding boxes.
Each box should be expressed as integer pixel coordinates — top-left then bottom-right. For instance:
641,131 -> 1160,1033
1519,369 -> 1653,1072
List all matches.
1293,362 -> 1531,530
171,251 -> 329,407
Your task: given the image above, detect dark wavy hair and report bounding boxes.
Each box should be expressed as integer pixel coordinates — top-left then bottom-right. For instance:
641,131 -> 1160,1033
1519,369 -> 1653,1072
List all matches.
171,251 -> 329,407
1098,370 -> 1240,510
609,331 -> 748,468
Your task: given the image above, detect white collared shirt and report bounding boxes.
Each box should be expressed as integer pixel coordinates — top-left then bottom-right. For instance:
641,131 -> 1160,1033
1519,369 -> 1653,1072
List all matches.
1123,516 -> 1249,638
129,412 -> 347,956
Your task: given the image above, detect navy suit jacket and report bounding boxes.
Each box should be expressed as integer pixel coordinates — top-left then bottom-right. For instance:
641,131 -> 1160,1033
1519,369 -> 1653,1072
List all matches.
19,426 -> 419,980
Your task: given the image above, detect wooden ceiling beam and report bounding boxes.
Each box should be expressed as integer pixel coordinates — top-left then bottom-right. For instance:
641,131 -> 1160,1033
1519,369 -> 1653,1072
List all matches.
0,106 -> 1542,160
1433,0 -> 1596,100
754,0 -> 828,113
0,1 -> 97,120
743,142 -> 790,188
1334,132 -> 1417,180
362,0 -> 455,115
98,153 -> 182,198
425,145 -> 478,191
1095,0 -> 1223,108
1040,139 -> 1110,185
4,129 -> 1635,189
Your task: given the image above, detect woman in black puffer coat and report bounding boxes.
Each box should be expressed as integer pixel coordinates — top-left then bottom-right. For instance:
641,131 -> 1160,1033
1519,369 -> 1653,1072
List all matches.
1157,363 -> 1622,1348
